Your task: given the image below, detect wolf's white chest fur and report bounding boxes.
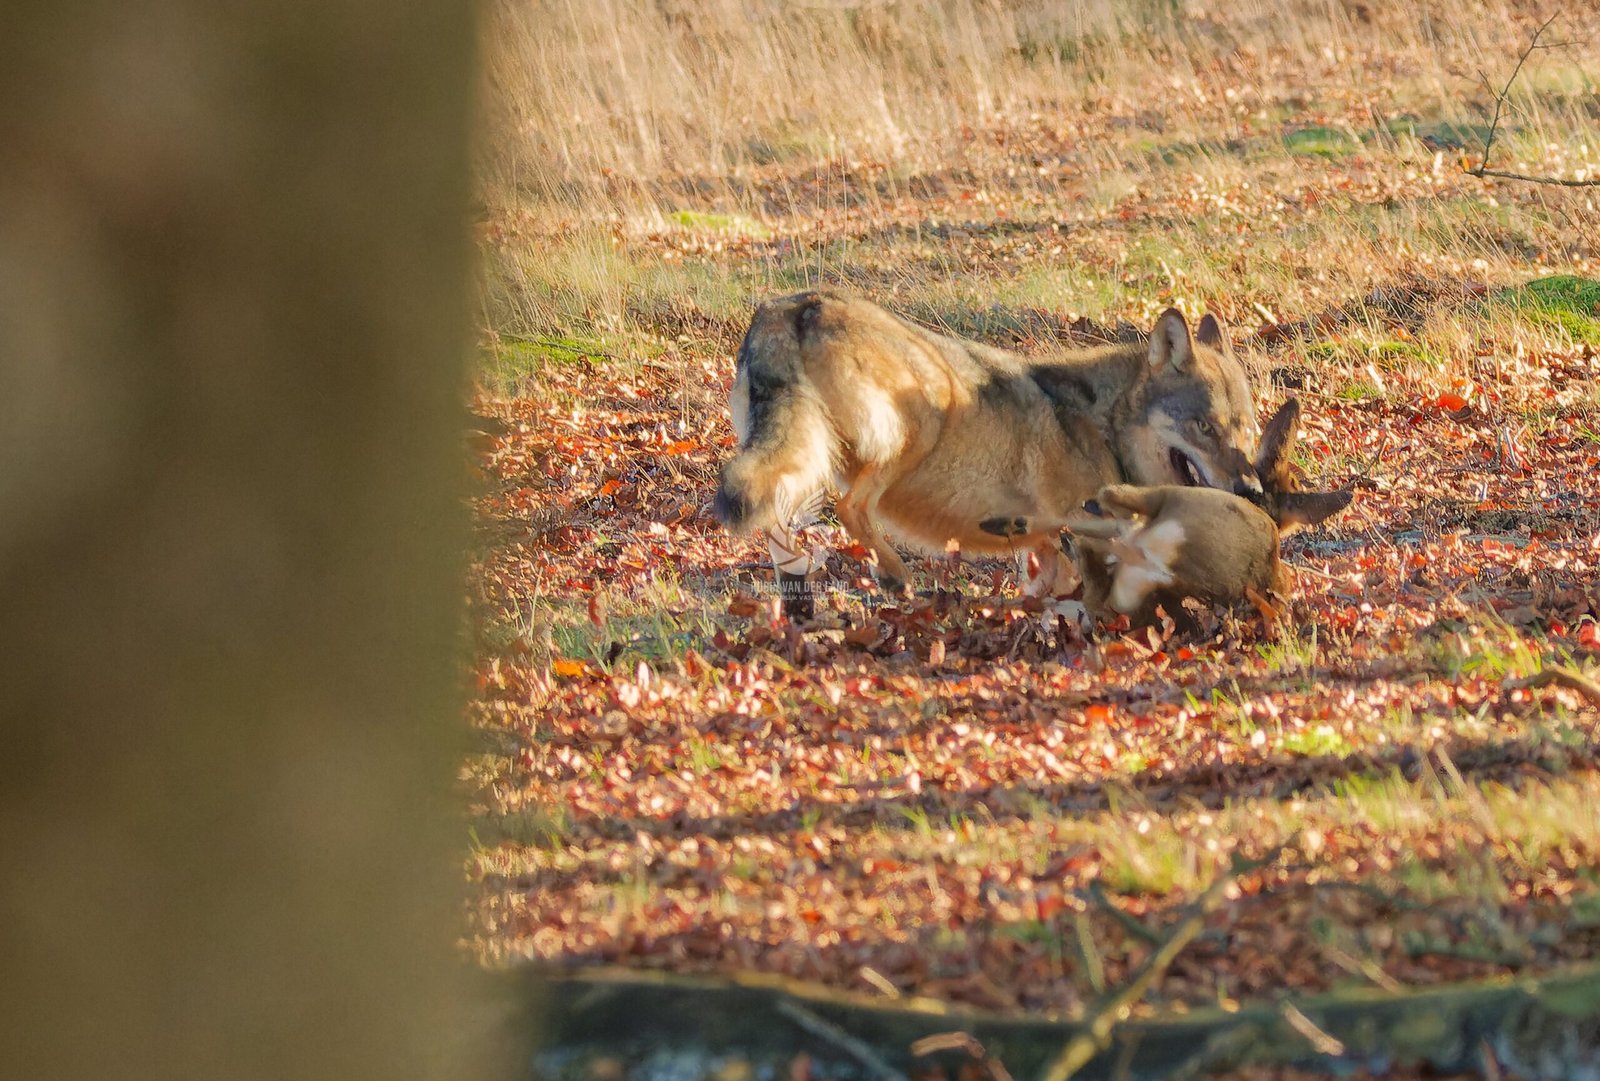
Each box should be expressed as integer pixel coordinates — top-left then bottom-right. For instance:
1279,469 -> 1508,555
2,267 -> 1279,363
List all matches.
1106,518 -> 1186,614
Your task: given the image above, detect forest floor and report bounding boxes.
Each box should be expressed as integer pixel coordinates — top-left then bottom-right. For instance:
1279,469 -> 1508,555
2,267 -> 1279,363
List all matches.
465,8 -> 1600,1077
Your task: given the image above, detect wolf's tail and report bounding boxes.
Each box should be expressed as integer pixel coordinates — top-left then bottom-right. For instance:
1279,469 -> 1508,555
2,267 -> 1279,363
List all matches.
714,293 -> 837,534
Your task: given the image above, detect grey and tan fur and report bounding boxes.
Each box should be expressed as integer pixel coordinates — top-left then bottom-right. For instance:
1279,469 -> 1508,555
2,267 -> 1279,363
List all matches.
714,290 -> 1260,614
1051,398 -> 1351,626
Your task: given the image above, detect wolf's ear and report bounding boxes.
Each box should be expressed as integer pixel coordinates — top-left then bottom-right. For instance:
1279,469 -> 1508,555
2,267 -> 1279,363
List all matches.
1148,308 -> 1195,371
1277,489 -> 1352,530
1195,313 -> 1229,351
1254,397 -> 1302,481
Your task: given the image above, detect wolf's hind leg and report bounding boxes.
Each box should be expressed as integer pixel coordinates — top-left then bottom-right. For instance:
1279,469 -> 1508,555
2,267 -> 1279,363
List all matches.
836,466 -> 911,594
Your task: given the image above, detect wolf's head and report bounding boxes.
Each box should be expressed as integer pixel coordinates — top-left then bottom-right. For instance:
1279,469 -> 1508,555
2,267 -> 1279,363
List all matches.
1121,309 -> 1260,497
1067,397 -> 1351,624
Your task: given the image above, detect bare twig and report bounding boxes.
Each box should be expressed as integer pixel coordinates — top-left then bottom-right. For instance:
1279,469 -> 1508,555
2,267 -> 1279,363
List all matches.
1072,911 -> 1107,995
775,998 -> 910,1081
1039,846 -> 1284,1081
1467,167 -> 1600,188
858,965 -> 902,998
1467,15 -> 1600,188
1085,880 -> 1163,946
910,1032 -> 1015,1081
1315,941 -> 1403,994
1279,1002 -> 1346,1057
1504,666 -> 1600,708
1402,938 -> 1532,968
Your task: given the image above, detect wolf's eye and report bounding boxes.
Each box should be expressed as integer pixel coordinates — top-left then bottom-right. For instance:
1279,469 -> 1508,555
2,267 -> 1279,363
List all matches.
1194,419 -> 1216,438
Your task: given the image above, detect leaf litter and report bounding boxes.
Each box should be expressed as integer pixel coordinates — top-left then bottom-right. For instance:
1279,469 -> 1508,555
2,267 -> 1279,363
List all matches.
464,315 -> 1600,1026
466,65 -> 1600,1074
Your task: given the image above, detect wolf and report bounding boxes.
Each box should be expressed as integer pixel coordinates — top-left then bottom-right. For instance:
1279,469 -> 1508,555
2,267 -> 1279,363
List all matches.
713,290 -> 1261,615
989,397 -> 1351,627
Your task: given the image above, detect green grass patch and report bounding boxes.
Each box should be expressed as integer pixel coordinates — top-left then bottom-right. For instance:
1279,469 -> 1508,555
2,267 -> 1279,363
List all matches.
1368,339 -> 1445,366
668,209 -> 771,237
1278,725 -> 1354,758
1490,275 -> 1600,346
1303,337 -> 1443,369
1283,126 -> 1359,157
483,332 -> 639,392
480,801 -> 573,851
525,570 -> 734,672
1334,379 -> 1382,403
1383,118 -> 1496,151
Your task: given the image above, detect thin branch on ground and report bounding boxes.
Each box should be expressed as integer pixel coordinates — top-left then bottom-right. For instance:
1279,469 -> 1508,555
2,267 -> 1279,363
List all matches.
1039,846 -> 1285,1081
1467,15 -> 1600,188
1467,167 -> 1600,188
1402,939 -> 1532,968
1084,880 -> 1164,946
1315,942 -> 1404,994
1504,666 -> 1600,708
1299,875 -> 1433,914
775,998 -> 911,1081
1279,1002 -> 1345,1057
909,1032 -> 1015,1081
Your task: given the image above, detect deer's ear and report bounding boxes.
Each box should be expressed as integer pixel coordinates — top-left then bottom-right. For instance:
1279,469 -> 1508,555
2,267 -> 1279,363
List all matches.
1195,313 -> 1229,350
1277,489 -> 1352,530
1254,397 -> 1302,480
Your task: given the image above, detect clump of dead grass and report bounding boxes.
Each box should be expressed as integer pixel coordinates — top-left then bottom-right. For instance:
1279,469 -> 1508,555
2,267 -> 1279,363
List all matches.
478,1 -> 1600,394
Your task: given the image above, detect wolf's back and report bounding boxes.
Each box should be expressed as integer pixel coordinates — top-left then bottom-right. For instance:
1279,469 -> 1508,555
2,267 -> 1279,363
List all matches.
714,293 -> 837,533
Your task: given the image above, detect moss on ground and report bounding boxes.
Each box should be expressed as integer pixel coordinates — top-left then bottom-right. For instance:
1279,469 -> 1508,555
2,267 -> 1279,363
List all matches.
668,210 -> 770,237
1492,275 -> 1600,345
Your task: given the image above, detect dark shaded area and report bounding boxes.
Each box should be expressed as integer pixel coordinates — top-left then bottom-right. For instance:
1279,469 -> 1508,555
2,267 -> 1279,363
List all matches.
0,2 -> 513,1080
526,962 -> 1600,1080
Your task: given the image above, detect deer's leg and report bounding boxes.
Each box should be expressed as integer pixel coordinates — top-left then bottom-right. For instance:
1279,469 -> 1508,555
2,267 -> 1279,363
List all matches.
1089,484 -> 1169,519
1018,539 -> 1079,599
764,512 -> 827,620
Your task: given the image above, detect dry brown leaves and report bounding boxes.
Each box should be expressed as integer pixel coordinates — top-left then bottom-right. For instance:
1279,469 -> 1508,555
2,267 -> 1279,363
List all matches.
462,303 -> 1600,1020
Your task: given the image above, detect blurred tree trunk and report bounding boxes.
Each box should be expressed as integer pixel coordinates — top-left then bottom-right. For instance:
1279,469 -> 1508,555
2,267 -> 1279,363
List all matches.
0,3 -> 498,1080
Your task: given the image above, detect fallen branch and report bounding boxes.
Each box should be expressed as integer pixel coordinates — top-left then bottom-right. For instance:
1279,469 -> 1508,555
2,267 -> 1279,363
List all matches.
1084,880 -> 1163,946
1466,15 -> 1600,188
775,998 -> 910,1081
1504,666 -> 1600,709
1467,167 -> 1600,188
1279,1002 -> 1345,1057
533,959 -> 1600,1079
1038,846 -> 1285,1081
1315,942 -> 1404,994
909,1031 -> 1016,1081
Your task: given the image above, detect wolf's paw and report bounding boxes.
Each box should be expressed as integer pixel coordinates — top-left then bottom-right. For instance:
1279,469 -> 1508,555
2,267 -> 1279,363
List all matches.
978,515 -> 1031,538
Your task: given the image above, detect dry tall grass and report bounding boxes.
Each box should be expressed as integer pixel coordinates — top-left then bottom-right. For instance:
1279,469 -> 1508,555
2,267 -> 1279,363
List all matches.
484,0 -> 1582,213
477,0 -> 1599,386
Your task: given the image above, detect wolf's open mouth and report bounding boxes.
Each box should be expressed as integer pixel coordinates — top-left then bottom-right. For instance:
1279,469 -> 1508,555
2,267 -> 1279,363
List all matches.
1170,447 -> 1205,487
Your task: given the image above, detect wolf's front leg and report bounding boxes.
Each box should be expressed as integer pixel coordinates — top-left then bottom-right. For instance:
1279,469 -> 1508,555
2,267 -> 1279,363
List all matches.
835,465 -> 912,595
